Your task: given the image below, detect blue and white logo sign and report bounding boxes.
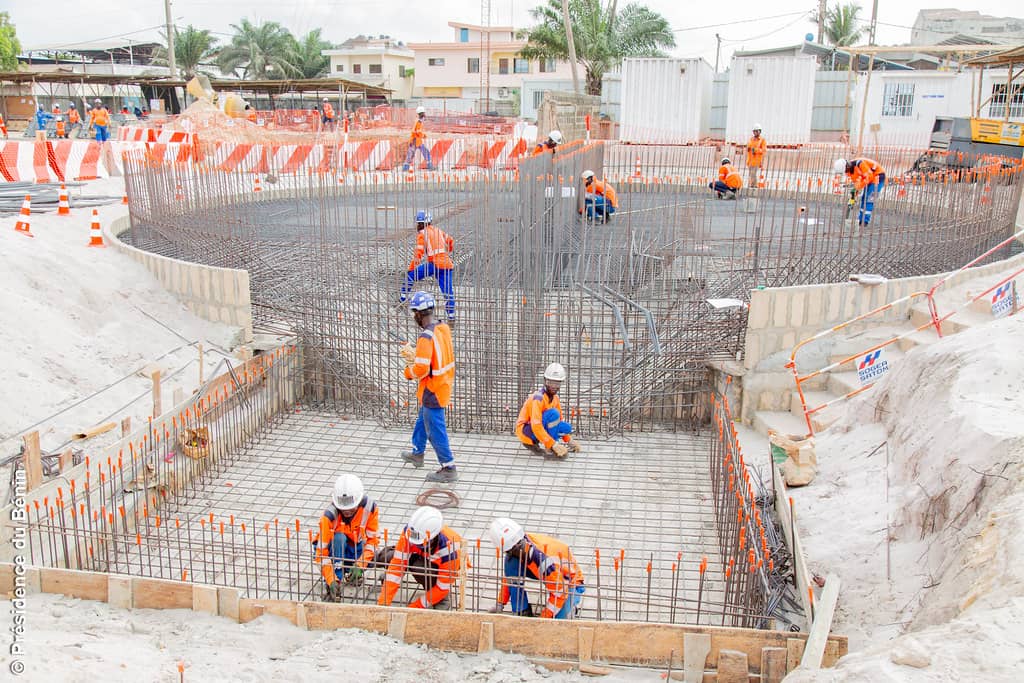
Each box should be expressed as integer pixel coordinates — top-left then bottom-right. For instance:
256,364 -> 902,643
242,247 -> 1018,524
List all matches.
856,349 -> 890,386
991,282 -> 1014,319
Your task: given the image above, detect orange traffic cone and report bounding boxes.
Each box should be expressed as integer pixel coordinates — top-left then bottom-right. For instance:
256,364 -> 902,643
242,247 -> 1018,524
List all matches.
87,209 -> 105,248
253,175 -> 262,193
122,194 -> 129,205
14,194 -> 33,237
58,184 -> 71,216
633,156 -> 642,179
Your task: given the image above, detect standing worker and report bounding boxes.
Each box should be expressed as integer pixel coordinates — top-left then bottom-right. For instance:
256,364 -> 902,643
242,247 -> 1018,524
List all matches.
745,124 -> 766,188
403,106 -> 433,171
55,116 -> 67,139
90,99 -> 110,142
0,112 -> 7,139
834,158 -> 886,226
709,157 -> 742,200
580,170 -> 618,223
515,362 -> 581,458
52,102 -> 62,116
399,291 -> 458,483
401,211 -> 456,323
34,105 -> 52,134
378,506 -> 463,609
321,97 -> 335,129
531,130 -> 562,157
315,474 -> 380,601
67,104 -> 81,138
486,517 -> 585,619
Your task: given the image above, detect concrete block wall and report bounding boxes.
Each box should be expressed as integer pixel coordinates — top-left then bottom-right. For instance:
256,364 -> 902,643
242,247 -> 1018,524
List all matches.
106,216 -> 254,342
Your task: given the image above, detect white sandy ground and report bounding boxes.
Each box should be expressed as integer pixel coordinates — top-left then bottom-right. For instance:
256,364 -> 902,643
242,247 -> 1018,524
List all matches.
0,593 -> 657,683
0,176 -> 242,501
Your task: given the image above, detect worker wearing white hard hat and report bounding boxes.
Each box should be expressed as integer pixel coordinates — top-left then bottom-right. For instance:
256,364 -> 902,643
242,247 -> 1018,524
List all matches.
321,97 -> 336,128
531,129 -> 563,157
746,123 -> 767,188
486,517 -> 586,619
315,473 -> 380,601
515,362 -> 581,458
580,169 -> 619,223
403,106 -> 434,171
377,506 -> 465,609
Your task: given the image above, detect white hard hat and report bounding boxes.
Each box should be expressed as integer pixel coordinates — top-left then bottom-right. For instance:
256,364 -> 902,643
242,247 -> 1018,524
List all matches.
581,170 -> 595,180
323,97 -> 329,101
332,474 -> 365,511
407,506 -> 443,546
548,130 -> 563,144
752,123 -> 762,130
416,106 -> 426,114
487,517 -> 525,550
833,159 -> 848,174
721,157 -> 731,165
543,362 -> 567,382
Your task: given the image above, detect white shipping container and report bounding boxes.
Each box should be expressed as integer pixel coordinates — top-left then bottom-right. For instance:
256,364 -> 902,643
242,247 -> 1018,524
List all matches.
726,56 -> 816,145
619,58 -> 713,143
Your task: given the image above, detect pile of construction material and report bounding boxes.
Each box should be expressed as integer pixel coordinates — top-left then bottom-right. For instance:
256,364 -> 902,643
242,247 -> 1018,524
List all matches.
0,181 -> 123,215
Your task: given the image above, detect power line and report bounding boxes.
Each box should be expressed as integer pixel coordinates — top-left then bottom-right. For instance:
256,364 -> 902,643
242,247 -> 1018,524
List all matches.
673,11 -> 809,34
720,12 -> 814,45
26,24 -> 169,52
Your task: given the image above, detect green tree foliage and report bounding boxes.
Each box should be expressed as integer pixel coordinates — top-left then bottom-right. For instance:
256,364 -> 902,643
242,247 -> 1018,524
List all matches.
217,19 -> 296,79
824,2 -> 864,47
152,25 -> 219,79
519,0 -> 675,95
287,29 -> 333,79
0,12 -> 22,72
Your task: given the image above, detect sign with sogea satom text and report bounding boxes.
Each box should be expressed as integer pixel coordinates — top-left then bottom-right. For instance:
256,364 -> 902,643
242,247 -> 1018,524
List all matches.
970,118 -> 1024,147
991,281 -> 1016,319
856,348 -> 891,387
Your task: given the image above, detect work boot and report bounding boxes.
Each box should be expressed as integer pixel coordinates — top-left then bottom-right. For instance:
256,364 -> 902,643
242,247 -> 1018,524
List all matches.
401,450 -> 425,468
426,465 -> 458,483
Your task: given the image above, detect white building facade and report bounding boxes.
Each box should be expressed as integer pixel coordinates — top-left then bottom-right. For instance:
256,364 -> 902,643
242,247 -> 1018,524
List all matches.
322,36 -> 416,101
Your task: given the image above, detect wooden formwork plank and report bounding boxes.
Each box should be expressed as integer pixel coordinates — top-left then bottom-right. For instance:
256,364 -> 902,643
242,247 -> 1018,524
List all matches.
132,577 -> 193,610
387,612 -> 408,641
39,567 -> 108,602
761,647 -> 787,683
683,633 -> 711,682
477,622 -> 494,653
23,432 -> 42,492
716,649 -> 748,683
238,598 -> 300,625
787,638 -> 806,672
801,574 -> 841,669
774,466 -> 815,626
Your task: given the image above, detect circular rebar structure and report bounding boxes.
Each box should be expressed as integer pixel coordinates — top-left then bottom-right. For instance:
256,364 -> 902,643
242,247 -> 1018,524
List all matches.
124,142 -> 1024,436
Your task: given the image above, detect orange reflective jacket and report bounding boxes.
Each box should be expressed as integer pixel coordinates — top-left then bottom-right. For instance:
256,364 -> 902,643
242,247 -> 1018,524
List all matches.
316,497 -> 380,584
323,103 -> 335,120
746,136 -> 766,167
404,321 -> 455,408
409,225 -> 454,271
499,532 -> 584,618
531,142 -> 553,157
379,525 -> 463,608
847,158 -> 885,191
411,119 -> 425,145
92,108 -> 110,127
719,163 -> 743,190
68,110 -> 80,124
516,387 -> 568,450
587,179 -> 619,208
56,120 -> 65,136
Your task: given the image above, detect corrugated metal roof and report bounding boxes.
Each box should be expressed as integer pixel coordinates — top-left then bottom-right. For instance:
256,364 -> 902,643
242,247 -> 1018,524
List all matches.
733,42 -> 914,71
963,44 -> 1024,66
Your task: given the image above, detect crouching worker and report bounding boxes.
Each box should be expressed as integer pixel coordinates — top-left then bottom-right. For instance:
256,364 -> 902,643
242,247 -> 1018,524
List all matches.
709,157 -> 742,199
315,474 -> 380,601
515,362 -> 581,458
581,170 -> 618,222
487,517 -> 585,619
378,506 -> 463,610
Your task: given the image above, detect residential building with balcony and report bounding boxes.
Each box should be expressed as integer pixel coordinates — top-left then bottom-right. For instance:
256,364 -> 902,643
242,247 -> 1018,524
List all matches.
323,35 -> 416,101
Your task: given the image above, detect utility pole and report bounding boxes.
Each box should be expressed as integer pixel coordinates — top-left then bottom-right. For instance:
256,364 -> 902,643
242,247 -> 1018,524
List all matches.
869,0 -> 879,45
714,33 -> 722,73
561,0 -> 580,95
817,0 -> 827,43
163,0 -> 178,79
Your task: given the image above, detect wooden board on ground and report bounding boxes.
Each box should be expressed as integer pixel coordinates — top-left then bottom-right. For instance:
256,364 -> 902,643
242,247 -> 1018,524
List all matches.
774,465 -> 814,625
801,573 -> 841,669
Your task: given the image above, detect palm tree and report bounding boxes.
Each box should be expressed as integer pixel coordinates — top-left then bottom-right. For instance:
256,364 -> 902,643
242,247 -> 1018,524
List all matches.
520,0 -> 675,95
824,2 -> 864,47
287,29 -> 333,79
217,19 -> 296,80
152,25 -> 218,79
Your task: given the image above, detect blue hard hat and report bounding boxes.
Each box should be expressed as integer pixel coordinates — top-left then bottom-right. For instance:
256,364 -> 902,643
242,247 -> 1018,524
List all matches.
415,210 -> 432,224
409,291 -> 436,312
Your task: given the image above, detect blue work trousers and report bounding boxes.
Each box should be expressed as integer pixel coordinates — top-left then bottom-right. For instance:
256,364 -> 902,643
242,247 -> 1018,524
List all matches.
585,195 -> 615,221
858,176 -> 885,226
403,143 -> 433,170
329,534 -> 365,581
403,263 -> 455,319
504,554 -> 584,619
94,124 -> 110,142
709,180 -> 736,195
411,405 -> 454,466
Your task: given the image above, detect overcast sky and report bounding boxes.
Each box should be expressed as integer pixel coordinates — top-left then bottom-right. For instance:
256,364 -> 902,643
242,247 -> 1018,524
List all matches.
4,0 -> 1022,67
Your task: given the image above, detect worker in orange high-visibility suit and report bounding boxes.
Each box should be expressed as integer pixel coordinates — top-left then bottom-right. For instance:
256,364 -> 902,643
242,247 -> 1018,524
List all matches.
321,98 -> 335,128
55,117 -> 67,139
244,104 -> 257,123
709,157 -> 743,199
90,100 -> 111,142
378,506 -> 463,609
487,517 -> 585,619
834,157 -> 886,226
403,106 -> 433,170
516,362 -> 581,458
315,474 -> 380,601
531,129 -> 563,157
0,113 -> 7,138
67,105 -> 81,137
580,170 -> 618,223
745,124 -> 766,187
401,210 -> 456,322
399,291 -> 458,482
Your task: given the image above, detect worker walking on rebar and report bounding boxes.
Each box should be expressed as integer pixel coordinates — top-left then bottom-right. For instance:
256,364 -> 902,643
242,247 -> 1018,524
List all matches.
515,363 -> 581,458
403,106 -> 434,171
709,157 -> 743,200
401,211 -> 456,322
378,506 -> 463,609
531,130 -> 562,157
745,124 -> 766,188
580,170 -> 618,223
315,474 -> 380,601
486,517 -> 585,619
321,97 -> 335,129
399,291 -> 458,483
835,158 -> 886,226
